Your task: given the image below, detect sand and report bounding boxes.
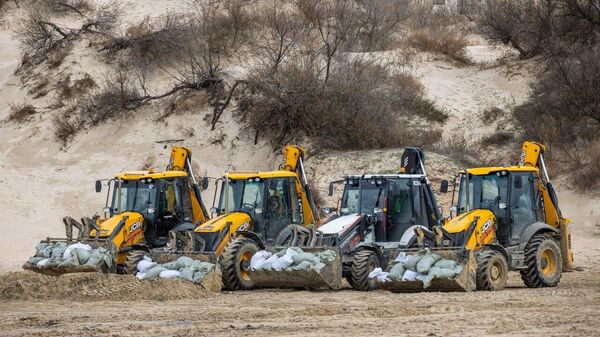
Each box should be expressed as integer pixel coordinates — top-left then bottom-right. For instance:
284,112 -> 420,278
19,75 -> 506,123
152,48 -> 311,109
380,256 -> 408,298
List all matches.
0,1 -> 599,336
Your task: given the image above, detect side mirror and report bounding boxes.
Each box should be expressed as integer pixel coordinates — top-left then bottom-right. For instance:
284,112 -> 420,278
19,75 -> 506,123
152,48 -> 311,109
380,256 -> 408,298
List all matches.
328,183 -> 334,197
514,175 -> 523,189
95,180 -> 102,193
201,177 -> 209,190
440,180 -> 449,193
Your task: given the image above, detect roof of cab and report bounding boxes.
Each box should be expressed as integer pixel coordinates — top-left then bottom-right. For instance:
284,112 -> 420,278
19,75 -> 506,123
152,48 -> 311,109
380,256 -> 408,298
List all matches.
466,166 -> 538,175
225,171 -> 297,179
115,170 -> 188,180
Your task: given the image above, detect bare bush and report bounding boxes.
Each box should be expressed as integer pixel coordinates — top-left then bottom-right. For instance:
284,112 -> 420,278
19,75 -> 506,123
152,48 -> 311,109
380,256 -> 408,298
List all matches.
241,55 -> 444,149
354,0 -> 412,51
476,0 -> 557,59
56,73 -> 96,101
481,106 -> 504,123
433,136 -> 483,167
408,27 -> 470,64
8,102 -> 37,122
481,131 -> 512,147
52,113 -> 78,147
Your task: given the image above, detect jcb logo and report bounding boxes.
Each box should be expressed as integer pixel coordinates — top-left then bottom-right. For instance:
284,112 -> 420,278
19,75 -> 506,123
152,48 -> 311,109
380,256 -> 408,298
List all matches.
478,218 -> 494,244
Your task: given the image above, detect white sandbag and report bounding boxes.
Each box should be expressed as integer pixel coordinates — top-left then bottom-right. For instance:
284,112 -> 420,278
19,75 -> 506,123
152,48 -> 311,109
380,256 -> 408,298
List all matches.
59,256 -> 80,268
434,259 -> 458,269
50,242 -> 68,258
250,251 -> 272,270
159,270 -> 181,278
261,254 -> 279,268
63,243 -> 92,260
387,263 -> 406,281
35,243 -> 53,258
285,247 -> 302,256
402,269 -> 420,281
259,263 -> 273,271
137,256 -> 157,273
416,251 -> 442,273
272,254 -> 294,271
36,258 -> 51,267
395,252 -> 409,263
176,256 -> 195,268
28,257 -> 44,265
136,272 -> 146,280
368,267 -> 389,283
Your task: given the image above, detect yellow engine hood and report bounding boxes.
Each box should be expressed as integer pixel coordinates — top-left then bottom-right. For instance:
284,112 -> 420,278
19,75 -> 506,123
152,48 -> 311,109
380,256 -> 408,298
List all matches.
92,212 -> 144,238
444,209 -> 495,234
195,212 -> 252,233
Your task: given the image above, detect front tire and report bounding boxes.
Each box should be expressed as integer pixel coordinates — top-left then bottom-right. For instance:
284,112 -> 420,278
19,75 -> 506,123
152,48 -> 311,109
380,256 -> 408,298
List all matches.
520,234 -> 562,288
476,249 -> 508,291
123,250 -> 147,275
220,237 -> 259,290
350,250 -> 380,291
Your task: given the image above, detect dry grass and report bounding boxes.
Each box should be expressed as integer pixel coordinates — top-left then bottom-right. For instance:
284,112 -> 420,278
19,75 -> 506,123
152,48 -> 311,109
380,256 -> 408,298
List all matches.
52,113 -> 78,146
8,102 -> 37,122
408,27 -> 470,64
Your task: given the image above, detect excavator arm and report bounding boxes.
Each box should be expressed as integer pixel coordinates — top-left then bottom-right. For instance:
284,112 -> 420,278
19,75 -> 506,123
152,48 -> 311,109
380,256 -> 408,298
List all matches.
280,145 -> 320,224
168,147 -> 209,224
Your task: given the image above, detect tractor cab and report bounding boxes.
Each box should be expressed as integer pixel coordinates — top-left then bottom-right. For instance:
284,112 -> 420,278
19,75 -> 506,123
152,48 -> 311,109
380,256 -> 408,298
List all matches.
98,171 -> 198,247
209,171 -> 305,245
452,167 -> 544,247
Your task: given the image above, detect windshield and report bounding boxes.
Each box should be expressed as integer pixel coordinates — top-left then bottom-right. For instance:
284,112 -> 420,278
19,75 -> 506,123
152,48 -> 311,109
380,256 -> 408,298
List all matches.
111,179 -> 156,216
340,180 -> 385,215
218,178 -> 265,214
457,173 -> 508,215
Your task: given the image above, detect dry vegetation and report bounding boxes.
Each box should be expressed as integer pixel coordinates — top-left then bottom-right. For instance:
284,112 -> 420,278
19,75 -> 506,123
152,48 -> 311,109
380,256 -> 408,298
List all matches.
7,102 -> 37,122
476,0 -> 600,190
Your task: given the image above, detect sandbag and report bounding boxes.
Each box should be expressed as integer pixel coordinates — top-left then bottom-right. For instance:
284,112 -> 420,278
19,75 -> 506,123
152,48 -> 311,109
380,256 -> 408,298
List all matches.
35,243 -> 53,258
28,257 -> 44,265
176,256 -> 195,268
137,256 -> 157,273
142,266 -> 167,280
59,256 -> 80,268
63,243 -> 92,260
262,254 -> 279,267
159,270 -> 181,278
434,259 -> 458,269
368,267 -> 389,283
387,263 -> 406,281
250,251 -> 272,270
404,251 -> 425,271
259,263 -> 273,271
84,249 -> 105,267
288,260 -> 314,271
179,268 -> 194,282
402,269 -> 420,281
36,258 -> 51,267
161,261 -> 181,270
73,248 -> 91,264
313,262 -> 326,272
395,252 -> 409,263
50,242 -> 68,258
136,272 -> 146,280
422,265 -> 462,288
292,253 -> 319,265
272,254 -> 294,271
317,250 -> 336,263
416,251 -> 442,273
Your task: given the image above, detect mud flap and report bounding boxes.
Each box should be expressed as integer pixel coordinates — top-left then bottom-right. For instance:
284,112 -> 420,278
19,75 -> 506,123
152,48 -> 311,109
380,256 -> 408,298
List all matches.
376,249 -> 477,292
247,247 -> 343,290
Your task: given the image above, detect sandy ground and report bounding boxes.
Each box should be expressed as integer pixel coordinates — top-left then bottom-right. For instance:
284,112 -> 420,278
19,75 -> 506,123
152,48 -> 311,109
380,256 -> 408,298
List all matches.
0,2 -> 599,336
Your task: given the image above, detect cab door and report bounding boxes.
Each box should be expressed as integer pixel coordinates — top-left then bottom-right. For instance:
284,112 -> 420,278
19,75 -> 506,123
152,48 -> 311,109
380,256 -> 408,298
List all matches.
263,178 -> 293,243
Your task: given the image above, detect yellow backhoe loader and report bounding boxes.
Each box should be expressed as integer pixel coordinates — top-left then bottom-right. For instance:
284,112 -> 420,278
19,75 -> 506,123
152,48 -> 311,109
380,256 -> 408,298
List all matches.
24,146 -> 211,275
168,145 -> 330,290
377,141 -> 574,292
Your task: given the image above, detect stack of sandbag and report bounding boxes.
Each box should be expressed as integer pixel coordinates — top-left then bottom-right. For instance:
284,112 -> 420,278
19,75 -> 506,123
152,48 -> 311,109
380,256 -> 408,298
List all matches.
136,256 -> 216,284
370,249 -> 464,289
26,242 -> 113,270
250,247 -> 337,272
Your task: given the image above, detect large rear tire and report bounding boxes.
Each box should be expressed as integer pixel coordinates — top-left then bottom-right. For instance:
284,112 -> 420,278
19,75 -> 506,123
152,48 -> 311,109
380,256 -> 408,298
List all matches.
476,249 -> 508,291
350,250 -> 380,291
220,237 -> 259,290
520,234 -> 562,288
123,250 -> 147,275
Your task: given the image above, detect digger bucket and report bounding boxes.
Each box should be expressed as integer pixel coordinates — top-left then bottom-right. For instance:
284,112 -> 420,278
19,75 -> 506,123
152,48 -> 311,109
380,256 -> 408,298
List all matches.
246,247 -> 343,290
376,248 -> 477,292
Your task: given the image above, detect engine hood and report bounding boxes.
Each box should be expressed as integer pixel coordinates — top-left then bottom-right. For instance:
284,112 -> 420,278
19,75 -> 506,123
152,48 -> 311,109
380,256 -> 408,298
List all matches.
194,212 -> 252,233
318,213 -> 362,235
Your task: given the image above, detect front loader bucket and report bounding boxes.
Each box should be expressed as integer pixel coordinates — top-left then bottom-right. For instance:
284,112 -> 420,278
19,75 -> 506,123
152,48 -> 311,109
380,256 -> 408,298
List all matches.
247,247 -> 343,290
22,262 -> 109,276
376,248 -> 477,292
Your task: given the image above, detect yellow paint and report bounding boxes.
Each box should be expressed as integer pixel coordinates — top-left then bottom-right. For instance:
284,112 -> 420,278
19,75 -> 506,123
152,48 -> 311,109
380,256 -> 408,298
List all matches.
443,209 -> 496,251
194,212 -> 252,255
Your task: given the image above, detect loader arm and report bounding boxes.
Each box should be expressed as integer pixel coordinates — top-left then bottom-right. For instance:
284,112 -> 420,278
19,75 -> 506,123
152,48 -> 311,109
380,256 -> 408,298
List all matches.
280,145 -> 319,225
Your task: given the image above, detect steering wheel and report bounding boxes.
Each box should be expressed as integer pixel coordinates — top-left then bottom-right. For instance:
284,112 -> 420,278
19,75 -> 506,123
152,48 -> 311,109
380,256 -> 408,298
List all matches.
268,197 -> 280,213
487,195 -> 502,209
242,202 -> 257,212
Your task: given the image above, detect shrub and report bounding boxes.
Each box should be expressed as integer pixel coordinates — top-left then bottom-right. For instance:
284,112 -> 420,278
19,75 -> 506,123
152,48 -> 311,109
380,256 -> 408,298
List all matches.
8,102 -> 37,122
241,55 -> 444,150
481,106 -> 504,123
52,113 -> 78,146
408,27 -> 470,64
